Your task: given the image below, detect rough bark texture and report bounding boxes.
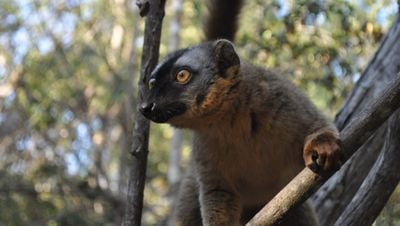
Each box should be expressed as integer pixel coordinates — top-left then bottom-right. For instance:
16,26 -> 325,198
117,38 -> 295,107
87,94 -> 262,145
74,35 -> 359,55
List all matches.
246,168 -> 321,226
311,126 -> 384,224
124,1 -> 166,225
313,15 -> 400,225
246,73 -> 400,226
335,111 -> 400,225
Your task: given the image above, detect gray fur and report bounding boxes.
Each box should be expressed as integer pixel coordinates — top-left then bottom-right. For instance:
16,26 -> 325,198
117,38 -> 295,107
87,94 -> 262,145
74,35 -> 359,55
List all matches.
142,40 -> 341,226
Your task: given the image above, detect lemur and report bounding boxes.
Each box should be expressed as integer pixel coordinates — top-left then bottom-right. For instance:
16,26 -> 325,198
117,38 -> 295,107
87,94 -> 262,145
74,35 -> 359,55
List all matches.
140,1 -> 342,225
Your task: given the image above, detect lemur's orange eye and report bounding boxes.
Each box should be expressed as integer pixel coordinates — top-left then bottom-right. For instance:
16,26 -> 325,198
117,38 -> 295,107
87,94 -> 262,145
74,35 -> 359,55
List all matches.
176,69 -> 191,84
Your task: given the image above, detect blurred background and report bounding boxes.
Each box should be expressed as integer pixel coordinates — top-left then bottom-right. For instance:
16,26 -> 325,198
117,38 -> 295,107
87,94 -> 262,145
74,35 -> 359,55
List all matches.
0,0 -> 399,225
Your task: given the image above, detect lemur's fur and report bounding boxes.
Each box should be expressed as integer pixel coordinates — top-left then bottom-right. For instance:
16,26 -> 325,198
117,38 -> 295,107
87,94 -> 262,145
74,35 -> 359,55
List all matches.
140,1 -> 342,225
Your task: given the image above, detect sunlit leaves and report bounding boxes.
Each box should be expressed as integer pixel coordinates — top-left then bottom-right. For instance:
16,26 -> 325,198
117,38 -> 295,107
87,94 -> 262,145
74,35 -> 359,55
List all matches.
0,0 -> 398,225
236,0 -> 396,116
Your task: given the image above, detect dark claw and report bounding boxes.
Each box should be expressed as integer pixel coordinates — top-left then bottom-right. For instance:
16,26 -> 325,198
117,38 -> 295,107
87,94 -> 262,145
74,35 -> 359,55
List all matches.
311,151 -> 319,161
309,161 -> 320,173
309,151 -> 320,173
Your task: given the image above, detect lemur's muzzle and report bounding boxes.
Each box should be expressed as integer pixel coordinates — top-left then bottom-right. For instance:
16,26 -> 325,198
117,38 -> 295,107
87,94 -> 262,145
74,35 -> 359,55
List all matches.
139,102 -> 155,118
140,101 -> 187,123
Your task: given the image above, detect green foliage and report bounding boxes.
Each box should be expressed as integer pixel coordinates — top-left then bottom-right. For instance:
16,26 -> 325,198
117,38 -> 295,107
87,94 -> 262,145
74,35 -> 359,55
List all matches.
0,0 -> 398,225
236,0 -> 396,116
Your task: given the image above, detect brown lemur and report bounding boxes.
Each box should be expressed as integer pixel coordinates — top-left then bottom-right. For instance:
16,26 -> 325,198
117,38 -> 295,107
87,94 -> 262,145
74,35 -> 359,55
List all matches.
140,1 -> 342,225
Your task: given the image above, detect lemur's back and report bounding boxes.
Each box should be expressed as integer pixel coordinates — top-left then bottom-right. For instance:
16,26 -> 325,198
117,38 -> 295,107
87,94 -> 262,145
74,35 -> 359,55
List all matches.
241,62 -> 330,133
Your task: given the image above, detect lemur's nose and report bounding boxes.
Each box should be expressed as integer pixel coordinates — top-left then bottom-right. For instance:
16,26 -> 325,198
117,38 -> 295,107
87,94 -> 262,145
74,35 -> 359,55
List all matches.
139,102 -> 155,116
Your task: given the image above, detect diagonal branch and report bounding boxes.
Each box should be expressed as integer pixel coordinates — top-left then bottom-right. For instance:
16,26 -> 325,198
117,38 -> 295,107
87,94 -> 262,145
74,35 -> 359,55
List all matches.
247,72 -> 400,226
313,14 -> 400,224
335,110 -> 400,225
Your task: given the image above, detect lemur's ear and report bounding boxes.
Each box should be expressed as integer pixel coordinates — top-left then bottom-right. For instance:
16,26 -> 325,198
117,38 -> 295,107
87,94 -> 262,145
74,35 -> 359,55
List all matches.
213,39 -> 240,78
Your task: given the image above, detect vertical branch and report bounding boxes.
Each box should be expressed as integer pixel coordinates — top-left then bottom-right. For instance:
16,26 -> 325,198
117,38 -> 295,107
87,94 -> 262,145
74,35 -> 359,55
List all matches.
124,1 -> 166,225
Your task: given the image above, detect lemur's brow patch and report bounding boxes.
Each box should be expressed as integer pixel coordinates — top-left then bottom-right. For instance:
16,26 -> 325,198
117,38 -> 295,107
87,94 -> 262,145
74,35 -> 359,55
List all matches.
151,49 -> 187,80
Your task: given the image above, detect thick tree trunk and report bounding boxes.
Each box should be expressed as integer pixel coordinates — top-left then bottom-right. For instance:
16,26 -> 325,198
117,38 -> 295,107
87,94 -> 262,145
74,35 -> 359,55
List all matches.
312,14 -> 400,225
335,111 -> 400,225
124,1 -> 166,225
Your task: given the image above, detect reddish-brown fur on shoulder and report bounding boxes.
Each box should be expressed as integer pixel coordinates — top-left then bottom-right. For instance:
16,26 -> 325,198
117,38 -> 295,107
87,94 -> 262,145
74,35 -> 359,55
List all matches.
196,75 -> 239,117
202,79 -> 230,110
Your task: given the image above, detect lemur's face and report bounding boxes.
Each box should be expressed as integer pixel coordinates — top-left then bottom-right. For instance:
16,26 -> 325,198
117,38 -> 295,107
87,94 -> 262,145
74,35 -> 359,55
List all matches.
140,40 -> 240,128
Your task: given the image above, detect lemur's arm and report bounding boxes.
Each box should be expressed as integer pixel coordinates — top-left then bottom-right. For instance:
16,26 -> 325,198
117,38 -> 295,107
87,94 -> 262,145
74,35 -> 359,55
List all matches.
204,0 -> 244,42
303,127 -> 342,176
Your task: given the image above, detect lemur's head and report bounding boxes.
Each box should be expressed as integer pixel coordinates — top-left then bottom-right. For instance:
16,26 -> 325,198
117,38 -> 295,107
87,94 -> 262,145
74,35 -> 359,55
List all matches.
140,39 -> 241,128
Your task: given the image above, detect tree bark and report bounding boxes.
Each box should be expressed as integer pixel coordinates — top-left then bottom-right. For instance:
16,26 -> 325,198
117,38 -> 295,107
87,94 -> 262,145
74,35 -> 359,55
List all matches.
335,111 -> 400,225
311,126 -> 384,225
124,1 -> 166,226
246,72 -> 400,226
312,14 -> 400,225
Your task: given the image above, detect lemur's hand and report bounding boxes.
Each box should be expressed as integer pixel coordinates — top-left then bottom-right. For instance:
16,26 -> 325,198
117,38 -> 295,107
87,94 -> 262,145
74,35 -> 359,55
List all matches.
303,128 -> 342,176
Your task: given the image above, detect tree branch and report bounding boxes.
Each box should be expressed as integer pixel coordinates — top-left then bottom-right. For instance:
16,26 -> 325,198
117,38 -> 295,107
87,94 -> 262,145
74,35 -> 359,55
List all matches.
312,14 -> 400,224
124,1 -> 166,226
312,125 -> 385,224
247,73 -> 400,226
335,110 -> 400,225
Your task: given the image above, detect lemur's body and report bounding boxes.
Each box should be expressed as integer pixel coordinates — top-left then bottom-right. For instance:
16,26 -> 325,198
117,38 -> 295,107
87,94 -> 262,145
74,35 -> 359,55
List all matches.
140,1 -> 342,225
